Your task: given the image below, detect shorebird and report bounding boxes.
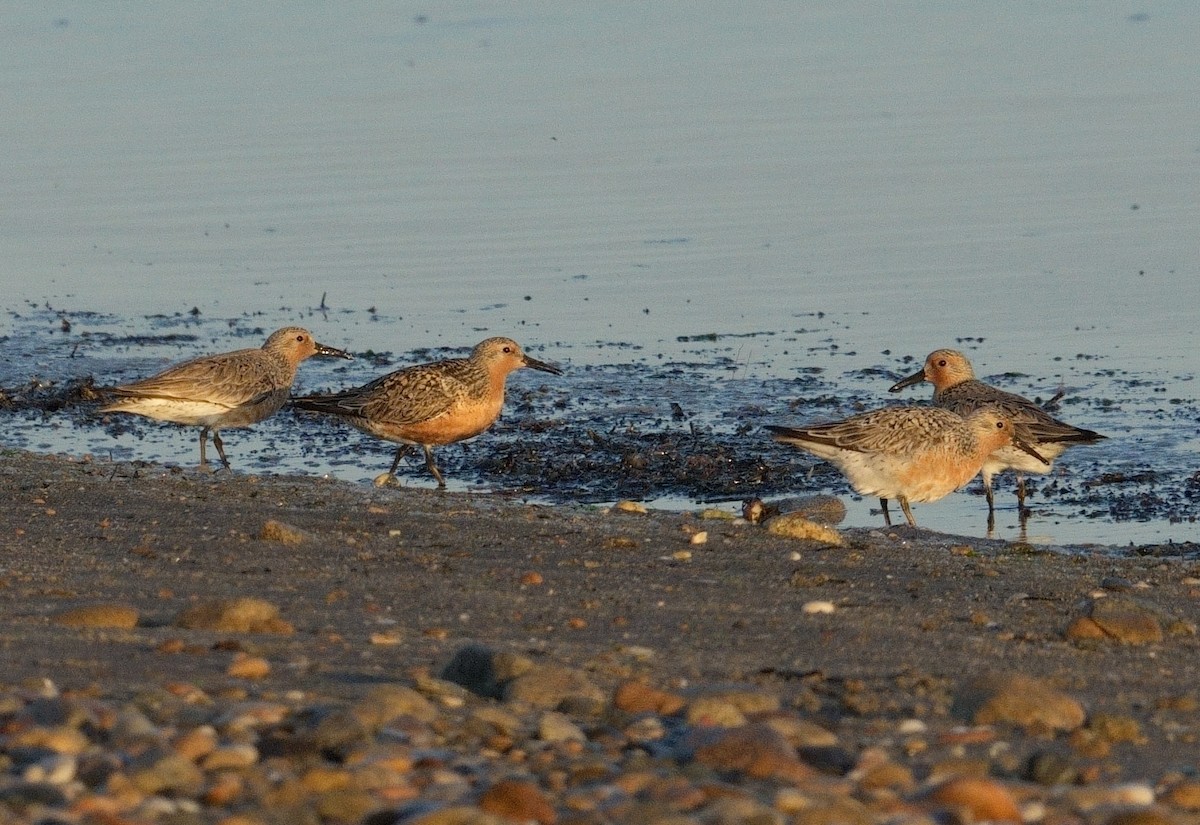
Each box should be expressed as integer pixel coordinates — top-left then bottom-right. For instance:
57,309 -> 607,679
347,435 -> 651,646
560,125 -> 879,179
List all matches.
889,349 -> 1105,514
102,327 -> 352,469
766,406 -> 1047,528
292,337 -> 562,487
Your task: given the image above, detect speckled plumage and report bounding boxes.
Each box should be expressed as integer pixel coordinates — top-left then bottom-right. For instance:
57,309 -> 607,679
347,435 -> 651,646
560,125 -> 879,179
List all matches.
293,337 -> 561,487
890,349 -> 1105,512
102,326 -> 352,469
767,405 -> 1046,528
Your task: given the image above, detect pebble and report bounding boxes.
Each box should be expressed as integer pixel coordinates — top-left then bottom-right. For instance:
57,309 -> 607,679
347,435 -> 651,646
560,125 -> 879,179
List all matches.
764,512 -> 846,546
11,724 -> 89,755
52,603 -> 139,629
22,754 -> 76,785
758,713 -> 839,748
175,597 -> 294,634
538,710 -> 586,743
127,748 -> 206,795
478,779 -> 556,824
503,664 -> 606,713
952,672 -> 1086,732
920,776 -> 1022,822
1066,596 -> 1164,644
259,519 -> 309,544
1060,782 -> 1157,811
614,680 -> 686,715
201,744 -> 260,772
1104,809 -> 1177,825
227,654 -> 271,680
1162,780 -> 1200,810
685,687 -> 780,727
0,782 -> 68,811
0,651 -> 1186,825
173,725 -> 219,761
1025,749 -> 1078,786
689,722 -> 814,782
353,684 -> 439,727
439,644 -> 506,700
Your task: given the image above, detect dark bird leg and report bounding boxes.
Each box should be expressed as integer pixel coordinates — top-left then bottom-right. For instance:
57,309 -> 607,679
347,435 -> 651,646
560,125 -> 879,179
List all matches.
211,431 -> 231,470
422,445 -> 446,488
387,446 -> 410,477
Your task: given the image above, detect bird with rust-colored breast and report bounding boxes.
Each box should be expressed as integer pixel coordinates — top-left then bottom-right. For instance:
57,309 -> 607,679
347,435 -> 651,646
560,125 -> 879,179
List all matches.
889,349 -> 1105,515
292,336 -> 561,487
766,405 -> 1047,528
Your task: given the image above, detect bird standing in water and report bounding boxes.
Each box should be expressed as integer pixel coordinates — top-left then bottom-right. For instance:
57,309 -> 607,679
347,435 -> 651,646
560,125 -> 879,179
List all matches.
890,349 -> 1105,516
102,327 -> 352,469
766,405 -> 1047,528
292,337 -> 561,487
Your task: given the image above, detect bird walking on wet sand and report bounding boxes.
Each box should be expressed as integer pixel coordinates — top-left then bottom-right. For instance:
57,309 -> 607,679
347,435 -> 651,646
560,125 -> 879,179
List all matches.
101,327 -> 352,470
291,337 -> 562,487
889,349 -> 1105,515
766,406 -> 1047,528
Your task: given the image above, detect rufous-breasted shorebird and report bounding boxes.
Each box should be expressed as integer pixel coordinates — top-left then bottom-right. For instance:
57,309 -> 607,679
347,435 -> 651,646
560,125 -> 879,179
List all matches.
292,336 -> 561,487
766,405 -> 1047,528
889,349 -> 1104,514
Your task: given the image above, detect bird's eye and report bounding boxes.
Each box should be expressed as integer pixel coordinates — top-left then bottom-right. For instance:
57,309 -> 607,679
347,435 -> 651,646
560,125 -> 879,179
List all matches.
937,359 -> 948,367
996,421 -> 1005,430
296,335 -> 306,342
504,346 -> 513,354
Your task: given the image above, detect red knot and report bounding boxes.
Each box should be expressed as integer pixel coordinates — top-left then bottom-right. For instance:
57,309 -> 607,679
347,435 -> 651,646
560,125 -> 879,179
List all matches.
102,327 -> 352,469
766,406 -> 1047,528
292,336 -> 561,487
889,349 -> 1105,514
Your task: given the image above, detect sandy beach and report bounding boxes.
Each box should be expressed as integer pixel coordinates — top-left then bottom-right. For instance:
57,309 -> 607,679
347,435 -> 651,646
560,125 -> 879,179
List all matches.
2,448 -> 1198,823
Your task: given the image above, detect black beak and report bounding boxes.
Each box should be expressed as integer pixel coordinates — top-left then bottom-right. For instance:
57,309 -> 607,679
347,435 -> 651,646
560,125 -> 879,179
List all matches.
888,368 -> 926,393
523,355 -> 563,376
315,342 -> 354,360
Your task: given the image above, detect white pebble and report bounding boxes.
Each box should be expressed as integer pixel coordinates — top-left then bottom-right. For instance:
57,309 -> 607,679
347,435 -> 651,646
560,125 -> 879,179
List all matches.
1064,782 -> 1156,811
1110,783 -> 1156,806
23,754 -> 76,785
802,600 -> 835,615
690,531 -> 708,545
1021,800 -> 1047,822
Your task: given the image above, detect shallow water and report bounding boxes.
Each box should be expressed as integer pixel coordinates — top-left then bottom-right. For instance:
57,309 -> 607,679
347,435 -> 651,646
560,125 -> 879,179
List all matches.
2,4 -> 1199,548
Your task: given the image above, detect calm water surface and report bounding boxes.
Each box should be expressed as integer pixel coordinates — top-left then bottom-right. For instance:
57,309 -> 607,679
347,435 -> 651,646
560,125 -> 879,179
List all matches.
2,3 -> 1198,547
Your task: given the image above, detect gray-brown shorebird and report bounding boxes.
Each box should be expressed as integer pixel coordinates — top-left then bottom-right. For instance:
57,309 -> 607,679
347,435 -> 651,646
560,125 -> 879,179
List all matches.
102,326 -> 352,469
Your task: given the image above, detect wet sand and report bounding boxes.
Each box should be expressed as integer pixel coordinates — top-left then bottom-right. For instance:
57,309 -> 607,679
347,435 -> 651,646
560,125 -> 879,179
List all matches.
3,448 -> 1200,822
